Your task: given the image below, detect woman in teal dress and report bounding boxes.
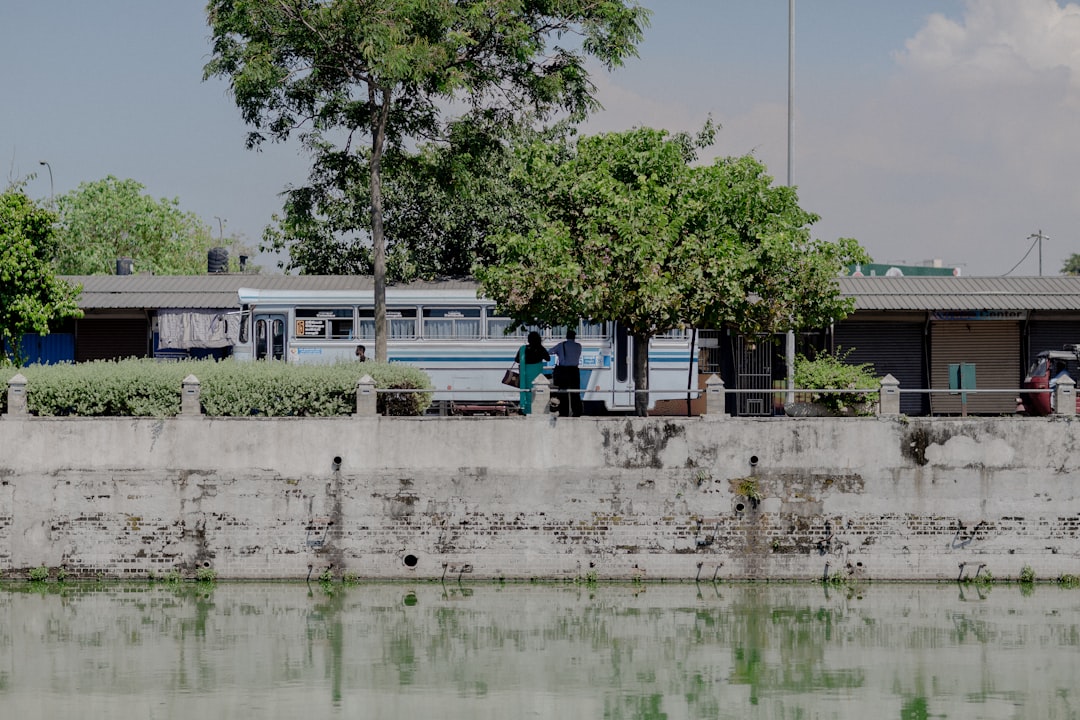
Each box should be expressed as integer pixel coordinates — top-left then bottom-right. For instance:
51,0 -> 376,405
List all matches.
518,331 -> 550,415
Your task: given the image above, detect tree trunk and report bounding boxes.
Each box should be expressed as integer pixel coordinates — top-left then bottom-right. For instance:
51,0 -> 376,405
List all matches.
369,86 -> 391,363
633,331 -> 651,417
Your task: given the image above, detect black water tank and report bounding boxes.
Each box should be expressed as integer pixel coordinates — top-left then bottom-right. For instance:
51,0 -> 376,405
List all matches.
208,247 -> 229,273
116,257 -> 133,275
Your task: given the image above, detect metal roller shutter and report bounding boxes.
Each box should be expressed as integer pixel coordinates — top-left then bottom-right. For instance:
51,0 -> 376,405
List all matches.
834,321 -> 927,416
1027,320 -> 1080,360
76,319 -> 150,362
930,322 -> 1019,415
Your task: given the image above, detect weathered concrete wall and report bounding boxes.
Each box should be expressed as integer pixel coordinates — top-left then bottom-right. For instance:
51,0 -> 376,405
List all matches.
2,414 -> 1080,581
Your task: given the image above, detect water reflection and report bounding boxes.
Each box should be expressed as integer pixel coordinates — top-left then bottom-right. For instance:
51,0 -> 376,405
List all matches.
1,581 -> 1078,719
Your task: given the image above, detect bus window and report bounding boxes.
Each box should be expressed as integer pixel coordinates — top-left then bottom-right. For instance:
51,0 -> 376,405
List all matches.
423,307 -> 481,339
487,317 -> 528,339
295,308 -> 353,339
357,308 -> 418,339
578,321 -> 606,339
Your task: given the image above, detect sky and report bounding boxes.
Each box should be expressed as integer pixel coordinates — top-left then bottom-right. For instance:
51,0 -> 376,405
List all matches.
3,0 -> 1080,277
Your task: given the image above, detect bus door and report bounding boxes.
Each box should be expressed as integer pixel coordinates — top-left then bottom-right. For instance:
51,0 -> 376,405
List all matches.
253,313 -> 287,360
611,322 -> 635,409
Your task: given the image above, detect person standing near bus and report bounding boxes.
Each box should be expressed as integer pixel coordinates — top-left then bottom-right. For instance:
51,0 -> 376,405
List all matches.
355,344 -> 367,362
550,329 -> 583,417
518,331 -> 550,415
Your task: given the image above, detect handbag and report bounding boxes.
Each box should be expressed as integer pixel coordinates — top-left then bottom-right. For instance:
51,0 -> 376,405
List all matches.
501,347 -> 522,388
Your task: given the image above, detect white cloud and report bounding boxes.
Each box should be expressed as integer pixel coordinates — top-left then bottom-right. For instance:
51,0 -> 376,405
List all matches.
803,0 -> 1080,274
899,0 -> 1080,97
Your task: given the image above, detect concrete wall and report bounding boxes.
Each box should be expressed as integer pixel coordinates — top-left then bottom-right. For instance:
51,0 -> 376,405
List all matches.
2,413 -> 1080,581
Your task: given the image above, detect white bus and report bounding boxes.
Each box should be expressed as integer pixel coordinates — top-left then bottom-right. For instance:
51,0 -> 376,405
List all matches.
233,283 -> 699,413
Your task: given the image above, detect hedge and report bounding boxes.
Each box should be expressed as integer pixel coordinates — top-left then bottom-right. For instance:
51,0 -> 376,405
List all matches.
0,358 -> 432,417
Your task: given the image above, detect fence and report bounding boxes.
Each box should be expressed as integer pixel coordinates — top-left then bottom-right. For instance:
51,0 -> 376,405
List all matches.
4,372 -> 1076,419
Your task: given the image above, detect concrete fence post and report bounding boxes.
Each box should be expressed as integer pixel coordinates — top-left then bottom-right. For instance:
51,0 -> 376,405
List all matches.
878,374 -> 901,416
530,374 -> 551,421
181,374 -> 202,417
1054,376 -> 1076,417
356,375 -> 377,416
705,374 -> 726,418
6,373 -> 28,418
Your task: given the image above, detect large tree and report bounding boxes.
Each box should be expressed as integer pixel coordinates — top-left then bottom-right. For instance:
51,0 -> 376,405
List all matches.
204,0 -> 649,361
0,184 -> 82,366
475,126 -> 869,416
54,176 -> 225,276
263,113 -> 562,280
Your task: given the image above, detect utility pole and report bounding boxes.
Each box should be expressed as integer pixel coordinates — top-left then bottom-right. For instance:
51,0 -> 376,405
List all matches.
1029,229 -> 1048,276
785,0 -> 796,405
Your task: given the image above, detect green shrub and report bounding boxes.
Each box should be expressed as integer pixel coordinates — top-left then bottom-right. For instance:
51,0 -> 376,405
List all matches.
793,349 -> 880,416
195,567 -> 218,583
3,358 -> 432,417
28,566 -> 49,582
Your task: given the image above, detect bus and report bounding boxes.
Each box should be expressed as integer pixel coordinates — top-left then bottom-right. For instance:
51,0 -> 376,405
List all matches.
232,283 -> 699,413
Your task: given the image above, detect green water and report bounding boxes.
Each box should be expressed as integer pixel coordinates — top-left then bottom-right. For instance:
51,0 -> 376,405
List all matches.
1,581 -> 1078,719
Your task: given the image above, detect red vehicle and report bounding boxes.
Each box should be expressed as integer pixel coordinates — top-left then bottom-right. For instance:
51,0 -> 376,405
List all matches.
1019,347 -> 1080,415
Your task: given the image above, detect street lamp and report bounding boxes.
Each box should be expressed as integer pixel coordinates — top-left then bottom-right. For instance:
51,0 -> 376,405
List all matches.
39,161 -> 53,203
214,216 -> 226,240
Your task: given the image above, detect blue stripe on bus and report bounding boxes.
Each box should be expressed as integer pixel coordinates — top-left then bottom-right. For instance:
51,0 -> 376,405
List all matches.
388,355 -> 697,364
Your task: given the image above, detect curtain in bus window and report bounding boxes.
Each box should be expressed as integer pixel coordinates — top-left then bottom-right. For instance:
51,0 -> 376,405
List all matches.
458,319 -> 480,337
390,319 -> 416,339
425,320 -> 453,338
579,321 -> 605,339
488,317 -> 511,338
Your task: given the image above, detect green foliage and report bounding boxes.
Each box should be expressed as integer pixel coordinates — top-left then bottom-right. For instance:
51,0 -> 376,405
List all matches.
28,566 -> 49,582
195,567 -> 218,583
1057,574 -> 1080,588
1018,565 -> 1035,584
0,183 -> 83,366
264,114 -> 559,281
54,176 -> 230,276
1,358 -> 431,416
736,478 -> 761,501
205,0 -> 649,360
477,126 -> 868,415
318,567 -> 334,583
793,349 -> 880,416
1062,253 -> 1080,276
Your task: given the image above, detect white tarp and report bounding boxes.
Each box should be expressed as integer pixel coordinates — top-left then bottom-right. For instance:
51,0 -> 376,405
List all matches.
157,309 -> 240,349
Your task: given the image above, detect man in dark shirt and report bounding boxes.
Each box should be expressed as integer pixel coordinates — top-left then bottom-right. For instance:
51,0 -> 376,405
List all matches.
550,329 -> 583,417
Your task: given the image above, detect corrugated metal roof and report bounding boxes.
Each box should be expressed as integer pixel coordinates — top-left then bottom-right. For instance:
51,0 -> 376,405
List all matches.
63,275 -> 480,309
64,273 -> 1080,312
839,276 -> 1080,311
